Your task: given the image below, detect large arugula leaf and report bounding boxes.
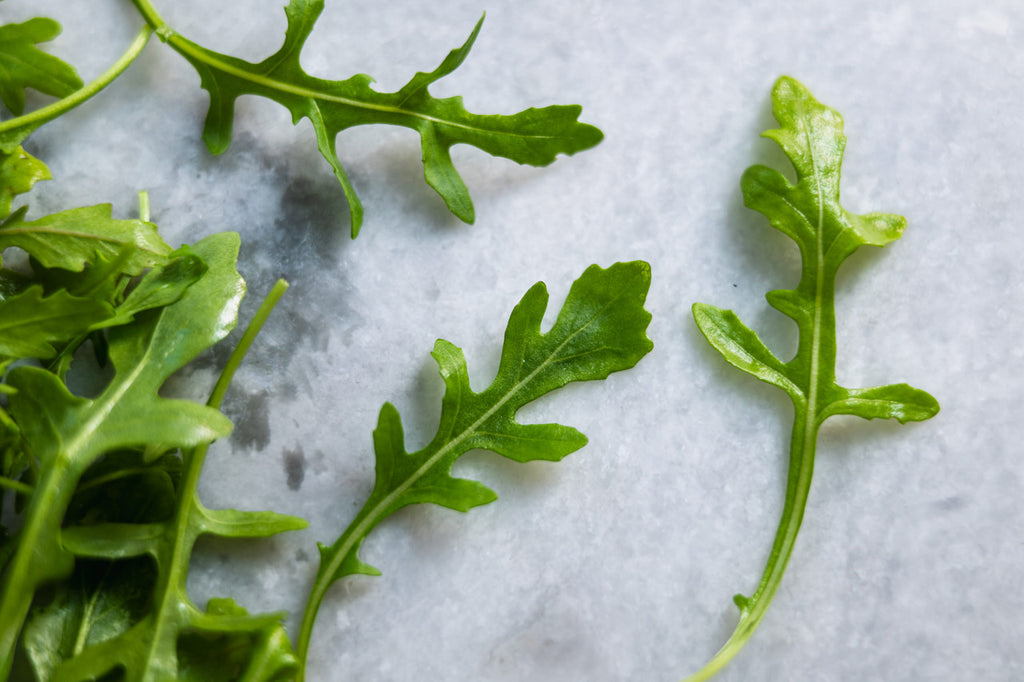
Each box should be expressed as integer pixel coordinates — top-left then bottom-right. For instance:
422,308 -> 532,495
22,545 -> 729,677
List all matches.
131,0 -> 603,236
295,261 -> 653,677
685,76 -> 939,680
0,18 -> 83,116
0,232 -> 245,679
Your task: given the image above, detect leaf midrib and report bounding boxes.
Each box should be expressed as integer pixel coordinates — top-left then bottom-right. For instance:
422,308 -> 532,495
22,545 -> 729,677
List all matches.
323,289 -> 628,581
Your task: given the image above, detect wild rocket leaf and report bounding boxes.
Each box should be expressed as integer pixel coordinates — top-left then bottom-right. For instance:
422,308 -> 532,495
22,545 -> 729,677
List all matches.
131,0 -> 603,236
295,261 -> 653,676
0,145 -> 50,219
0,232 -> 244,679
0,204 -> 172,275
0,285 -> 112,360
0,18 -> 83,116
684,77 -> 939,681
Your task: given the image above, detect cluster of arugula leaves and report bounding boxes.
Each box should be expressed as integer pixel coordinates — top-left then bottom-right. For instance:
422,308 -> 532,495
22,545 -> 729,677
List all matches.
0,4 -> 655,680
0,2 -> 938,681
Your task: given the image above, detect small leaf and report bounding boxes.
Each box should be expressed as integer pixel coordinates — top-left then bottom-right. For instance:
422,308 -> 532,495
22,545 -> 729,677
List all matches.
0,285 -> 112,359
820,383 -> 940,424
692,303 -> 799,399
141,0 -> 602,235
0,18 -> 83,116
0,204 -> 172,274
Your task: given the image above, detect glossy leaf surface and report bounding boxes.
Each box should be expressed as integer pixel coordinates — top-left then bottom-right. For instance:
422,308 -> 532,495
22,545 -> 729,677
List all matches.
296,261 -> 653,675
0,233 -> 244,677
686,76 -> 938,681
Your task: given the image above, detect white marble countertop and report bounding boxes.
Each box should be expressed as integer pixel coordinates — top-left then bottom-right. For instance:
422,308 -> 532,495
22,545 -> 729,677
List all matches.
4,0 -> 1022,680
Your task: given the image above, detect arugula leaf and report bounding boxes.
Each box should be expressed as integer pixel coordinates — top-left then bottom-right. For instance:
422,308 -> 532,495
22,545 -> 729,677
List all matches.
0,145 -> 50,219
0,204 -> 172,275
131,0 -> 603,236
0,232 -> 245,679
0,285 -> 112,359
16,278 -> 304,682
295,261 -> 653,677
22,557 -> 157,682
685,77 -> 939,680
0,18 -> 83,116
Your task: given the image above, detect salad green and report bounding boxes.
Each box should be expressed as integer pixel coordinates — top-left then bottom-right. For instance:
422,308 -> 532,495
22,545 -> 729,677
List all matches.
687,76 -> 939,680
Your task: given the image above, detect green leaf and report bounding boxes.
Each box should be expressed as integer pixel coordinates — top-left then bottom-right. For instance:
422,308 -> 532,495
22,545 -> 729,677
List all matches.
132,0 -> 603,236
685,77 -> 938,682
297,261 -> 653,667
0,18 -> 83,116
691,303 -> 798,399
0,233 -> 244,677
0,204 -> 172,275
22,558 -> 156,682
0,145 -> 50,219
0,285 -> 112,360
25,273 -> 305,682
100,248 -> 208,327
819,383 -> 940,424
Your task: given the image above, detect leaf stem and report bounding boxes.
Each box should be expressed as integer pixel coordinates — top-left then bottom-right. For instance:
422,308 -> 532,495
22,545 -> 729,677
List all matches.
0,24 -> 153,150
0,475 -> 32,496
682,408 -> 818,681
207,279 -> 289,412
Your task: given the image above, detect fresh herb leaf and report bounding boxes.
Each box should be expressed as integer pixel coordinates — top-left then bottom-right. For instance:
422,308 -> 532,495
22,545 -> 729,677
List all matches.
296,261 -> 653,677
0,18 -> 83,116
0,204 -> 172,275
0,145 -> 49,219
685,76 -> 939,680
131,0 -> 603,236
0,285 -> 112,359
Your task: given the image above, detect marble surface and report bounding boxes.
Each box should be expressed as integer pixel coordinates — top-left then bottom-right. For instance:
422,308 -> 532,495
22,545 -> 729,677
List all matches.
4,0 -> 1023,680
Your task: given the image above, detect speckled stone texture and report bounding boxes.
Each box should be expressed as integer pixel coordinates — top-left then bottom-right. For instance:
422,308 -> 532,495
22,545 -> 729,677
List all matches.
4,0 -> 1022,680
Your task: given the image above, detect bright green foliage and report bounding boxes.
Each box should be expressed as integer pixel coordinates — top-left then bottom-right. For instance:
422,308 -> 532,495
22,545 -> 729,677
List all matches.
296,261 -> 653,676
0,18 -> 83,115
3,242 -> 303,681
0,233 -> 248,677
0,145 -> 49,219
131,0 -> 603,236
0,204 -> 172,274
0,285 -> 112,358
686,76 -> 939,681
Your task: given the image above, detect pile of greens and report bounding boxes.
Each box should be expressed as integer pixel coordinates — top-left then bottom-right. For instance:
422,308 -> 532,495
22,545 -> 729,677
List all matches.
0,2 -> 937,681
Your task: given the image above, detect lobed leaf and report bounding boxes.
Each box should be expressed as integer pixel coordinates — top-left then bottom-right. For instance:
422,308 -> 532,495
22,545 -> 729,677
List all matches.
0,285 -> 112,359
691,302 -> 799,400
134,0 -> 603,235
685,77 -> 938,681
0,18 -> 83,116
0,204 -> 172,275
299,262 -> 653,666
